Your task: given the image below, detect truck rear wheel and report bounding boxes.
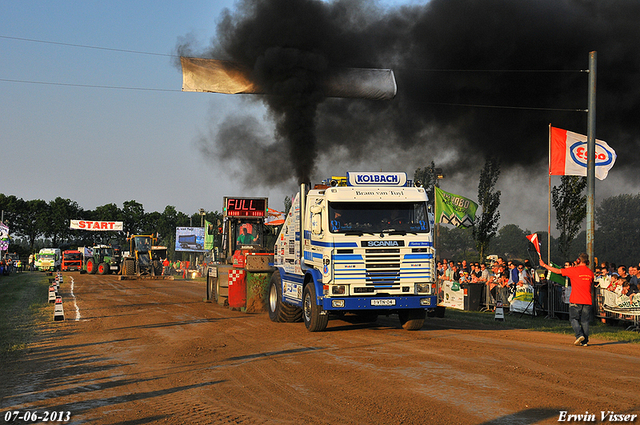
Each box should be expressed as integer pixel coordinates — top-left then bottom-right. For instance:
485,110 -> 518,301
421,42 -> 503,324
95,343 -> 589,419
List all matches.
97,262 -> 109,275
268,270 -> 302,323
268,271 -> 283,322
398,309 -> 426,331
87,258 -> 97,274
303,283 -> 328,332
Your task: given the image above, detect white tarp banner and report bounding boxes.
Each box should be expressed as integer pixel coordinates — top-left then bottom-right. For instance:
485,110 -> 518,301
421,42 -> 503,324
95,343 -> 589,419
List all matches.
181,57 -> 397,100
69,220 -> 123,231
439,280 -> 465,310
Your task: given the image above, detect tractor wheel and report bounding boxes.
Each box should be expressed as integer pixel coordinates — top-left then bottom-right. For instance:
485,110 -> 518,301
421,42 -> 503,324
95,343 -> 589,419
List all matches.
87,258 -> 97,274
398,309 -> 426,331
303,283 -> 328,332
206,269 -> 216,301
152,260 -> 162,276
97,262 -> 109,275
123,259 -> 135,276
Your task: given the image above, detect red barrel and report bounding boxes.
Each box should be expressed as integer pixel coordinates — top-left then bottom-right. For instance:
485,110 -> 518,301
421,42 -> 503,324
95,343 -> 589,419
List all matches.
228,268 -> 246,308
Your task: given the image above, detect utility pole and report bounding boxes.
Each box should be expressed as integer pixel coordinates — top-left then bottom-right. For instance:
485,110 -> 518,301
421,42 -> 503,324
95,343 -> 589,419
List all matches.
586,51 -> 597,270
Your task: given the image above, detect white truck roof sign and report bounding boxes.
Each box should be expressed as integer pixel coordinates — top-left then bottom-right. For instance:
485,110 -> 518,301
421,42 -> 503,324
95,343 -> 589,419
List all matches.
346,172 -> 407,187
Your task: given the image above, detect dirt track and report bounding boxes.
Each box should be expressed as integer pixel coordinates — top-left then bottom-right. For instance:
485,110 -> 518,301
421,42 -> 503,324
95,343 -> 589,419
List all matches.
1,272 -> 639,425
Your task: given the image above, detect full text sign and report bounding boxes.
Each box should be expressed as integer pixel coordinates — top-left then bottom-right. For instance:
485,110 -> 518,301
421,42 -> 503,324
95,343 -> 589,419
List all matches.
70,220 -> 123,231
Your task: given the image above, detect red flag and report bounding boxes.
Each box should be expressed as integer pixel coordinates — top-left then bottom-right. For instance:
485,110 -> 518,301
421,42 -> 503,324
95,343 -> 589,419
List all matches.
526,233 -> 541,256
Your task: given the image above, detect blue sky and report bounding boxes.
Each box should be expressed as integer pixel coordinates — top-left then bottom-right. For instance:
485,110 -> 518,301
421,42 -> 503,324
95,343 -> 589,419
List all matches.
2,0 -> 635,234
1,0 -> 260,213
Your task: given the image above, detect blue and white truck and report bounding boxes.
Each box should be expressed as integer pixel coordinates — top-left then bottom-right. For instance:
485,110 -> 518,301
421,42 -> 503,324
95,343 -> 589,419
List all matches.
269,171 -> 437,331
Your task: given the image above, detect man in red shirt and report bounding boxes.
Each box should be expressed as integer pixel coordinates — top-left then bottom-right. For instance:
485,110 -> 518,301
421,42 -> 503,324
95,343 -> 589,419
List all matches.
540,253 -> 594,346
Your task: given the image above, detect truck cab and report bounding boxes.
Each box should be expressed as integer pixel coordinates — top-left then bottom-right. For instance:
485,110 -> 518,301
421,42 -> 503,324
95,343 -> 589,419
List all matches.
61,250 -> 83,272
271,172 -> 437,331
36,248 -> 62,272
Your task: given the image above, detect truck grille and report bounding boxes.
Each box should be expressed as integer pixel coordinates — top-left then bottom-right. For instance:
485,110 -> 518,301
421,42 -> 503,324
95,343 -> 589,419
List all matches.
364,248 -> 400,285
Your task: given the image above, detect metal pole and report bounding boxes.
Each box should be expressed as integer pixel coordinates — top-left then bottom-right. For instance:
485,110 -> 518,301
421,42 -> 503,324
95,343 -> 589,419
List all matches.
586,51 -> 597,270
547,124 -> 552,265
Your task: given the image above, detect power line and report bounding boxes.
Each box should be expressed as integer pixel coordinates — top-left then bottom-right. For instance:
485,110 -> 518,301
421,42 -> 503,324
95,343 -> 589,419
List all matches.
418,100 -> 586,112
399,67 -> 588,73
0,35 -> 176,57
0,34 -> 588,108
0,78 -> 180,92
0,78 -> 587,110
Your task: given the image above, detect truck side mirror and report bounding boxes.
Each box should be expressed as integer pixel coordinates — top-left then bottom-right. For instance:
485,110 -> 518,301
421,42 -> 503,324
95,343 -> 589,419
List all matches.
311,213 -> 322,235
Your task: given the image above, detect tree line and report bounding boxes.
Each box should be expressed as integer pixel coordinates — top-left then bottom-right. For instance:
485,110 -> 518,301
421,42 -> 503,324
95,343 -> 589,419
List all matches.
0,194 -> 222,260
4,172 -> 639,267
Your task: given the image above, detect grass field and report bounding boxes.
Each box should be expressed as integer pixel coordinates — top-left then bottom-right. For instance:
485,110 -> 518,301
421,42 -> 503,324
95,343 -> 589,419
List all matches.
0,272 -> 53,359
1,273 -> 638,360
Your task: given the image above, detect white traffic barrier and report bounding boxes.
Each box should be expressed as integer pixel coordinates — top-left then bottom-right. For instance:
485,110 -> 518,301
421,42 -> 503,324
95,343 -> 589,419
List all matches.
494,300 -> 505,321
53,296 -> 65,321
48,286 -> 57,303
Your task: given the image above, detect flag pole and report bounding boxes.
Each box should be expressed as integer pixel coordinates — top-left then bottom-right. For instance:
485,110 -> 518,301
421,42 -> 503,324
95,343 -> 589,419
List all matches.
548,124 -> 552,264
586,51 -> 597,270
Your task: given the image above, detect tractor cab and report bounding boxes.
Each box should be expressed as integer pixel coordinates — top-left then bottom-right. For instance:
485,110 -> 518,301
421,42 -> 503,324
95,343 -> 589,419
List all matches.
220,197 -> 270,262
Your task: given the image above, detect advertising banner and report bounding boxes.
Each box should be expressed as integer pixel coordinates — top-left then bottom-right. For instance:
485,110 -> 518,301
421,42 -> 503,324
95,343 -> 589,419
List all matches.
70,220 -> 123,231
0,222 -> 9,251
509,285 -> 535,315
439,280 -> 465,310
175,227 -> 205,252
434,187 -> 478,228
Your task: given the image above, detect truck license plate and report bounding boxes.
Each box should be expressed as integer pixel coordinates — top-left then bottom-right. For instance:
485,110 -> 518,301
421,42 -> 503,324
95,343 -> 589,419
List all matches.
371,299 -> 395,306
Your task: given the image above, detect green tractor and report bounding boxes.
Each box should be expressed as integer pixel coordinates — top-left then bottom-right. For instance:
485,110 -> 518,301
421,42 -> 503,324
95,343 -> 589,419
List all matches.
121,235 -> 163,277
80,245 -> 121,275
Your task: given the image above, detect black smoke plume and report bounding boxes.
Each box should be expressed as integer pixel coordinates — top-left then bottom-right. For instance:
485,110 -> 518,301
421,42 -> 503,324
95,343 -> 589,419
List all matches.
179,0 -> 640,187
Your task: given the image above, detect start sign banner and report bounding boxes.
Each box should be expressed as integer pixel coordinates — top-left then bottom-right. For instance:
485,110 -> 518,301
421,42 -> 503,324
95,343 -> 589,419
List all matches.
69,220 -> 123,231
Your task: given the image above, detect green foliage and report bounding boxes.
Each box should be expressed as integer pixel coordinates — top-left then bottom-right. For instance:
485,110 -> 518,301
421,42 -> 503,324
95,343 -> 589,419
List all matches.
473,158 -> 501,261
122,200 -> 145,235
46,197 -> 83,246
438,225 -> 477,261
552,176 -> 587,261
488,224 -> 530,260
414,161 -> 437,208
284,196 -> 292,215
595,194 -> 640,266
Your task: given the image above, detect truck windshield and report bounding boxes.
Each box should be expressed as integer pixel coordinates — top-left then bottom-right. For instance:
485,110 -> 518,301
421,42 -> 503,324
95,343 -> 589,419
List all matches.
41,254 -> 55,260
64,253 -> 82,261
328,202 -> 430,234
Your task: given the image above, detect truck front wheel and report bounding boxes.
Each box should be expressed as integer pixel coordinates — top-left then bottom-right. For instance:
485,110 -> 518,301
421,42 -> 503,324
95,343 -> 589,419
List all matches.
398,309 -> 426,331
303,283 -> 328,332
97,263 -> 109,275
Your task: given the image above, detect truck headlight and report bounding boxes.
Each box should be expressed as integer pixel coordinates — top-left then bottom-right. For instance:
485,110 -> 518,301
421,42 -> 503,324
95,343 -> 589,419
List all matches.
331,285 -> 346,295
332,300 -> 345,308
416,283 -> 431,294
420,298 -> 432,306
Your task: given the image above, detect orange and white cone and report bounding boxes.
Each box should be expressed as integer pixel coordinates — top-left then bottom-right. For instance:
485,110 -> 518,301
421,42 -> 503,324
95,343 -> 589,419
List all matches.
48,286 -> 57,303
54,296 -> 65,321
494,300 -> 505,321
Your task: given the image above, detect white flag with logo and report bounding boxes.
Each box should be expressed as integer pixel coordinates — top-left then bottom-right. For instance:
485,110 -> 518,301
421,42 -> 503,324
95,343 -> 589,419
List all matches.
550,127 -> 617,180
